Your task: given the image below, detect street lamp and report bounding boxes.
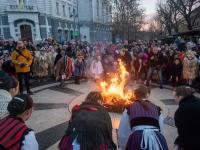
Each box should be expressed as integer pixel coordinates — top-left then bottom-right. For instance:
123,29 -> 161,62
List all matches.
70,11 -> 78,40
70,0 -> 80,41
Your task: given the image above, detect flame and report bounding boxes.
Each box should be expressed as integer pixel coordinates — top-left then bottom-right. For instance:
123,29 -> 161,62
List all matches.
99,59 -> 135,110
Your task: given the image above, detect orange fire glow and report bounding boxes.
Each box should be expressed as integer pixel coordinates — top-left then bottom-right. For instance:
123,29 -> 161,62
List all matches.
99,59 -> 135,110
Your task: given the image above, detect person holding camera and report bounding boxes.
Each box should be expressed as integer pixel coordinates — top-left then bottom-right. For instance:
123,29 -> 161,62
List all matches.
11,41 -> 33,95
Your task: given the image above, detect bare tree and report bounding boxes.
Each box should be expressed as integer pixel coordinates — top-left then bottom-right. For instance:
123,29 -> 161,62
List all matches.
112,0 -> 144,41
156,0 -> 181,35
170,0 -> 200,30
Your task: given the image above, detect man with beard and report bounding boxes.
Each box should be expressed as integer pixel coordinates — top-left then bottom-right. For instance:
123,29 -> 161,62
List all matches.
11,41 -> 33,94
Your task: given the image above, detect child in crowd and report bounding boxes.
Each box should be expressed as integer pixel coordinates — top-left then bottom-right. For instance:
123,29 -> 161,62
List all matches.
170,58 -> 183,87
90,56 -> 104,82
74,52 -> 84,84
0,94 -> 38,150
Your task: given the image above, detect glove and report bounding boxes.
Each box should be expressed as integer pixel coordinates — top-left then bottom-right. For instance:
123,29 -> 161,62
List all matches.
19,63 -> 26,68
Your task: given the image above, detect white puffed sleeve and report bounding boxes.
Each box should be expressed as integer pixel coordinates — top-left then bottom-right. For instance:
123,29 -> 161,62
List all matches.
21,131 -> 39,150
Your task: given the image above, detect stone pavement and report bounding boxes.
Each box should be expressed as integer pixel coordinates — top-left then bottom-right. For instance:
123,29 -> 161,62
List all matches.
27,80 -> 187,150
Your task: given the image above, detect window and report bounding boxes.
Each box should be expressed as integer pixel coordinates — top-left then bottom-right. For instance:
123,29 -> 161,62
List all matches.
63,5 -> 66,16
69,6 -> 71,16
97,0 -> 99,17
56,2 -> 59,15
109,6 -> 112,12
73,8 -> 76,15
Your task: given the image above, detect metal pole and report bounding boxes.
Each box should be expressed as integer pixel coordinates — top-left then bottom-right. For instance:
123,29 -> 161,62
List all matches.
76,0 -> 80,41
73,14 -> 75,40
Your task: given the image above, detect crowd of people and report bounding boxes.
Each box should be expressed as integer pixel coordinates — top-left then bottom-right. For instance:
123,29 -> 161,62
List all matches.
0,37 -> 200,150
1,37 -> 200,92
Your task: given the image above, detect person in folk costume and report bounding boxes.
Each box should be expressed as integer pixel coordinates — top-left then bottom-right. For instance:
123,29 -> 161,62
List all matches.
74,52 -> 84,84
90,56 -> 104,82
118,85 -> 168,150
47,46 -> 57,77
33,49 -> 49,82
0,94 -> 38,150
55,53 -> 73,88
182,50 -> 199,86
54,49 -> 65,76
58,91 -> 117,150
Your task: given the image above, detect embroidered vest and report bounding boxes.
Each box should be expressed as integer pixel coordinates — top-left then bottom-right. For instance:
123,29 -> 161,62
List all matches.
128,101 -> 160,128
0,117 -> 31,150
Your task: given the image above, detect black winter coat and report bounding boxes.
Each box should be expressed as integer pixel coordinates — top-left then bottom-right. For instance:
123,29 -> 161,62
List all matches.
174,95 -> 200,150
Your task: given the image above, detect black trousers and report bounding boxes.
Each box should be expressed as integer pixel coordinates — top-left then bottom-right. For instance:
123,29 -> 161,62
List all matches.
74,76 -> 80,84
17,72 -> 30,93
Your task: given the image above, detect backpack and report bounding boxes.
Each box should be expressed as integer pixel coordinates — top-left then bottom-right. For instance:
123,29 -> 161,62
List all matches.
2,60 -> 16,75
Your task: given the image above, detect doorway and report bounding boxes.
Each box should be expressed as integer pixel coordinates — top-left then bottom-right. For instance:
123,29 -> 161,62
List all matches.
20,24 -> 33,41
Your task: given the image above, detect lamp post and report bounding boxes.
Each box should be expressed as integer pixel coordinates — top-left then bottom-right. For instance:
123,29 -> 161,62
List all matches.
70,0 -> 80,41
70,10 -> 77,40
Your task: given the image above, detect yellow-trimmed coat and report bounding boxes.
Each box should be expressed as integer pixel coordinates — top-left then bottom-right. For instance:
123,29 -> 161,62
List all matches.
11,49 -> 33,73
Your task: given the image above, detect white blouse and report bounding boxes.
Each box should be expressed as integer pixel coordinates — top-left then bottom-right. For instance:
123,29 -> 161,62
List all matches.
118,109 -> 164,150
21,131 -> 39,150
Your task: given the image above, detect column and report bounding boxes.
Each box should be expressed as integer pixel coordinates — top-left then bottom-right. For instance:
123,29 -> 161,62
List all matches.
45,16 -> 50,38
9,21 -> 16,40
0,16 -> 4,38
68,31 -> 71,41
92,0 -> 96,21
35,22 -> 42,41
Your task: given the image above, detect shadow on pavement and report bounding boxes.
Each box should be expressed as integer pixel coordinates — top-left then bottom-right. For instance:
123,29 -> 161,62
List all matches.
36,122 -> 68,150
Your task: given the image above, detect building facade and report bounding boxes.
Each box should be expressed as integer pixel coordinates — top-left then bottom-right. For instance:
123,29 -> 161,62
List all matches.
0,0 -> 79,42
78,0 -> 112,43
0,0 -> 112,43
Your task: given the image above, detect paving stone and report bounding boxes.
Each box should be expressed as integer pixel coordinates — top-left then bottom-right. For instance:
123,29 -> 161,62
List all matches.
164,116 -> 176,127
160,99 -> 177,105
36,122 -> 68,150
34,103 -> 68,111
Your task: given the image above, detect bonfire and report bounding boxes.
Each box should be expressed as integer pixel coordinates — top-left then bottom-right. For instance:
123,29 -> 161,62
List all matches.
99,59 -> 135,113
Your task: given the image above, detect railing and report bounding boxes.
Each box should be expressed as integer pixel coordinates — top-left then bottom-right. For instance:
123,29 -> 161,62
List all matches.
6,5 -> 38,12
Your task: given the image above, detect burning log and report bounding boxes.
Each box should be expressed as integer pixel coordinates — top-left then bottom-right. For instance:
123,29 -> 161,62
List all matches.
99,59 -> 135,113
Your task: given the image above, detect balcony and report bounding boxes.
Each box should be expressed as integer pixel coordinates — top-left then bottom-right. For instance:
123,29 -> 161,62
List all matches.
6,5 -> 38,13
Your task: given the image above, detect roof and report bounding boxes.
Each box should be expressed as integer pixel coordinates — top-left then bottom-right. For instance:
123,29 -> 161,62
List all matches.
173,30 -> 200,36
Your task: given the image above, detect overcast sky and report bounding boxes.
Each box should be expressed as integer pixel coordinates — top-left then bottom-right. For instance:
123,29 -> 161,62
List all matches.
141,0 -> 158,15
140,0 -> 158,30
